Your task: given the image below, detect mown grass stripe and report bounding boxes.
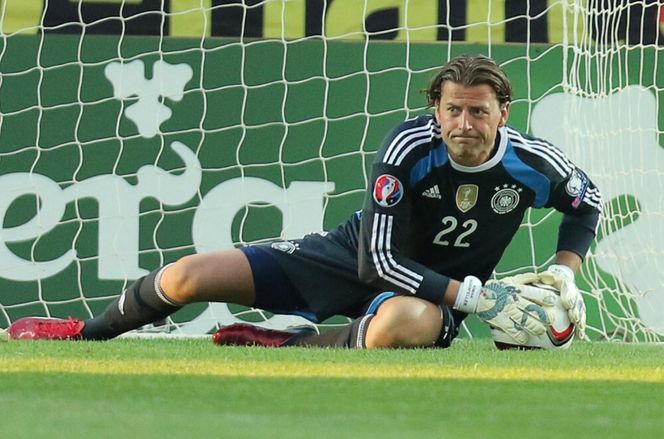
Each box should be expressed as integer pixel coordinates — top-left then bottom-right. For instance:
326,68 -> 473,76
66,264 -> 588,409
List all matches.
1,357 -> 662,382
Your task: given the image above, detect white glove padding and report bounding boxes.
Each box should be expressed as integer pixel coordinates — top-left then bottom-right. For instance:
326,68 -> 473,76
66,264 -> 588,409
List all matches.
537,264 -> 587,339
454,276 -> 550,344
500,272 -> 540,286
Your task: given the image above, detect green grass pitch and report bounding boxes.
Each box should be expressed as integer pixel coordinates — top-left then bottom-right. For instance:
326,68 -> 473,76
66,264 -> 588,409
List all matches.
1,338 -> 662,439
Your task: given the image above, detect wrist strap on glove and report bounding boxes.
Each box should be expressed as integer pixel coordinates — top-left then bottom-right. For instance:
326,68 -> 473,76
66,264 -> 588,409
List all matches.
453,275 -> 482,313
547,264 -> 574,281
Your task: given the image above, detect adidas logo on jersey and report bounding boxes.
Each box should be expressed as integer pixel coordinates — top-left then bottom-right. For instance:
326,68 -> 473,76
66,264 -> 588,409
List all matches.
422,185 -> 441,199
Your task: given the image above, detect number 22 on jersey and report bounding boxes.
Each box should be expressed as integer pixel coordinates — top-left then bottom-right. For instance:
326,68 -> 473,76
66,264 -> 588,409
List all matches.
432,216 -> 477,248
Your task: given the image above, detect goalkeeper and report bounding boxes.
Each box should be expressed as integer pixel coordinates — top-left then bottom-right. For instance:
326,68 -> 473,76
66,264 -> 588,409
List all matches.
8,55 -> 601,349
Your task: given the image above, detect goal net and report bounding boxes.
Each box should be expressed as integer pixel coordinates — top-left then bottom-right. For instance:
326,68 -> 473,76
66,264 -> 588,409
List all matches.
543,0 -> 664,342
0,1 -> 661,342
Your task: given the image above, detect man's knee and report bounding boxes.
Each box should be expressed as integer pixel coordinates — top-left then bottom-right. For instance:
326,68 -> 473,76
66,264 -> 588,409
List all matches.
365,296 -> 443,348
160,255 -> 199,304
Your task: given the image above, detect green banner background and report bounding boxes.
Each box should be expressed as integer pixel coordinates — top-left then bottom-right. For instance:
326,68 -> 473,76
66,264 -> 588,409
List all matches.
0,35 -> 661,337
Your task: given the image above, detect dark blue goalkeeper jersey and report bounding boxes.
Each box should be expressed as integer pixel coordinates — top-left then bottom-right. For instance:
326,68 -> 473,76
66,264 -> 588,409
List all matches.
327,114 -> 602,305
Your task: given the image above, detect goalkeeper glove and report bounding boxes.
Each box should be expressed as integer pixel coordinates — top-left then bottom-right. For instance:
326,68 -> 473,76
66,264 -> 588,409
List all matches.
453,276 -> 550,344
537,264 -> 587,339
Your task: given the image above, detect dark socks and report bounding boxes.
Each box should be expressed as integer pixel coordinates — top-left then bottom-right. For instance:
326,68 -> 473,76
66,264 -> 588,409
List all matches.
82,264 -> 181,340
286,315 -> 374,348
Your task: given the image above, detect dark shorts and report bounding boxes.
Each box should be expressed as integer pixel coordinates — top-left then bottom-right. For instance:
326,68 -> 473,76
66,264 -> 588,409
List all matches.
240,233 -> 461,348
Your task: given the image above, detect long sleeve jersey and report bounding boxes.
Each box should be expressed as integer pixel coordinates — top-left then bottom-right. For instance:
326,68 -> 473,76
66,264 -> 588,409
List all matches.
327,114 -> 602,305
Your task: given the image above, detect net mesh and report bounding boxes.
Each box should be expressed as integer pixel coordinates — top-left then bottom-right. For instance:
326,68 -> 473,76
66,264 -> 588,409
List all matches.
0,1 -> 661,342
554,1 -> 663,342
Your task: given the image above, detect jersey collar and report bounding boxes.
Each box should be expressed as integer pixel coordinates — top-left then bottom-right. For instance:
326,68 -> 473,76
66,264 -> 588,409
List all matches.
431,117 -> 442,139
448,125 -> 508,173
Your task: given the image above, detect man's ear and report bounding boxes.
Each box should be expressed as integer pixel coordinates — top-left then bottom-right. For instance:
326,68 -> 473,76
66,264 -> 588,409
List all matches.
498,102 -> 510,127
433,98 -> 441,123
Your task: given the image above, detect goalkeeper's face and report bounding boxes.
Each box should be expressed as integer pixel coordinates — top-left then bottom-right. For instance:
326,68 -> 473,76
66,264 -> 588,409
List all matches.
435,81 -> 509,167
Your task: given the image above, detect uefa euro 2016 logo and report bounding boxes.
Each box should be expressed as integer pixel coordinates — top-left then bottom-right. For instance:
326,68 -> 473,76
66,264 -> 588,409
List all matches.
373,174 -> 403,207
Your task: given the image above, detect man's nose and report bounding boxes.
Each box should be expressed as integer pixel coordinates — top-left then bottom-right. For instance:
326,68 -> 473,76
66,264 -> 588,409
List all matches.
459,111 -> 472,131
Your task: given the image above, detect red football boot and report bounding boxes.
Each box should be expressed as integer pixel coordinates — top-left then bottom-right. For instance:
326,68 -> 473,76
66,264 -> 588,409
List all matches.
7,317 -> 85,340
212,323 -> 316,347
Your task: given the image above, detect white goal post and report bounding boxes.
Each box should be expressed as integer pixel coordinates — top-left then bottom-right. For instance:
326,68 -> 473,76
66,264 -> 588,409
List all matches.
0,1 -> 661,342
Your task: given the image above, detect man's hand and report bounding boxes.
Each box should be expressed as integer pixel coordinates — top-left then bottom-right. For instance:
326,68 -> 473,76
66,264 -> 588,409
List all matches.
537,264 -> 587,339
453,276 -> 551,344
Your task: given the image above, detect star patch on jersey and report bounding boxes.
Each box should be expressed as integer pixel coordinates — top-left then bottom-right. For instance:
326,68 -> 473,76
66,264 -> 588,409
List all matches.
456,184 -> 478,213
373,174 -> 403,207
491,184 -> 521,214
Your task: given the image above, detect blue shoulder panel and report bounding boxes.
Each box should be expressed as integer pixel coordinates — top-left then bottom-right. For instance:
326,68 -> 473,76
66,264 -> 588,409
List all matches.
502,141 -> 551,207
409,144 -> 448,187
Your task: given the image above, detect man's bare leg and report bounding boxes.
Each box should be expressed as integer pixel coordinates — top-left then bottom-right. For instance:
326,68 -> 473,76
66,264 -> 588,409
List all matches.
281,296 -> 444,348
82,249 -> 255,340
